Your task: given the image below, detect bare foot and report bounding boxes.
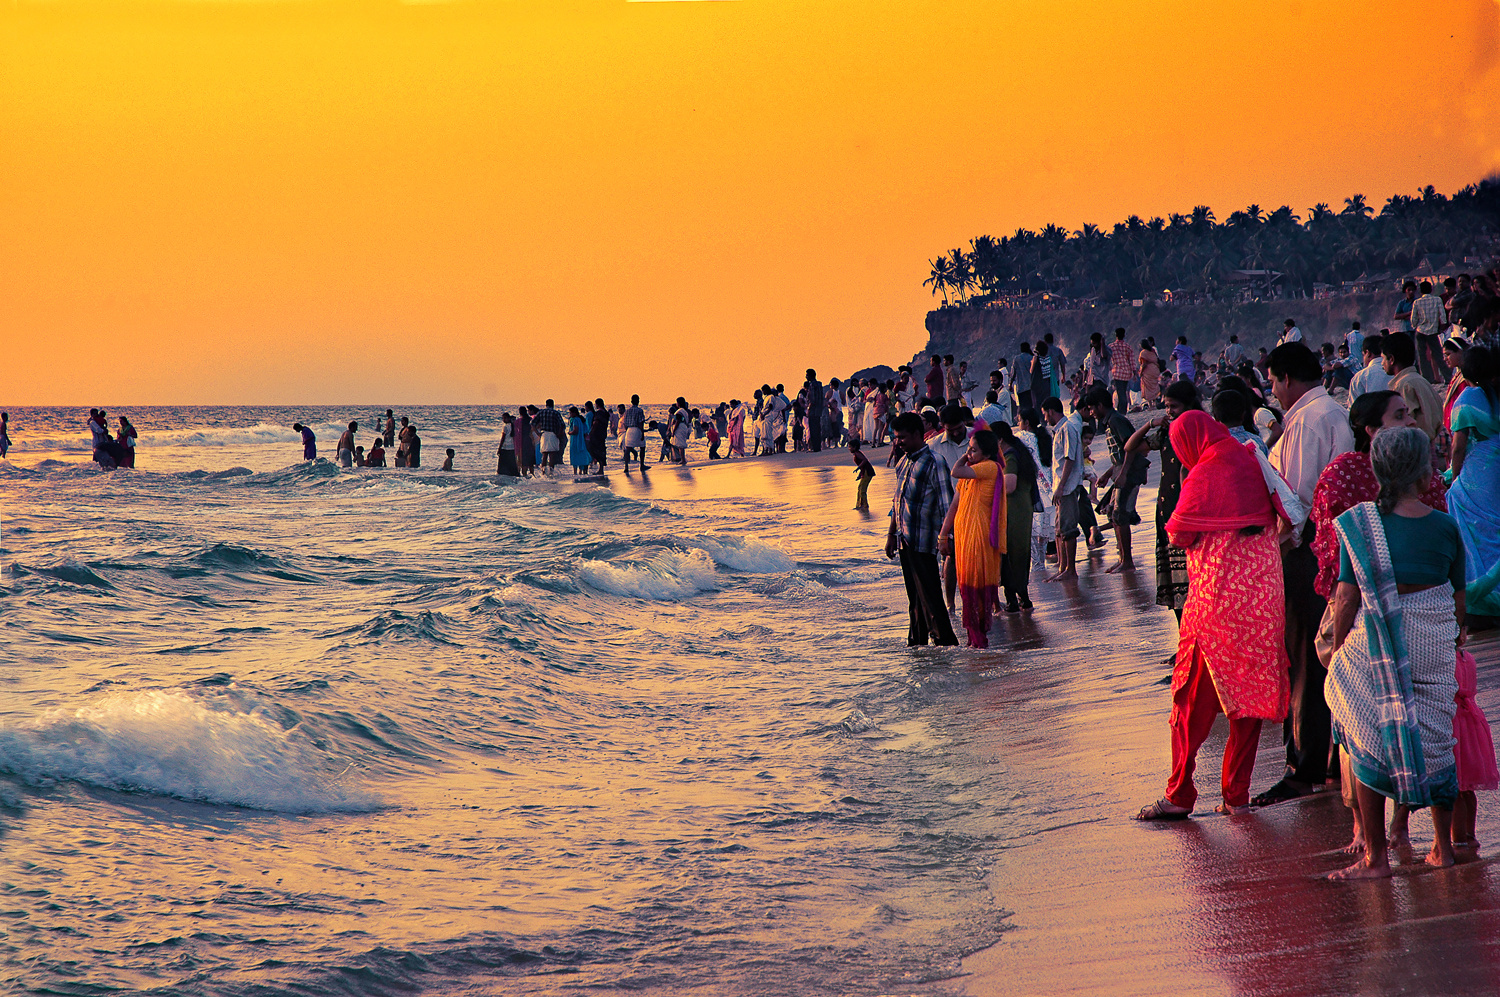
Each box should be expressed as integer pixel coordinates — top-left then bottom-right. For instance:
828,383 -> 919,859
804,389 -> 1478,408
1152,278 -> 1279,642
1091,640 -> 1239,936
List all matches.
1339,834 -> 1366,856
1327,856 -> 1392,880
1106,561 -> 1136,574
1214,802 -> 1249,815
1388,829 -> 1411,849
1053,570 -> 1077,582
1426,846 -> 1455,868
1453,836 -> 1481,850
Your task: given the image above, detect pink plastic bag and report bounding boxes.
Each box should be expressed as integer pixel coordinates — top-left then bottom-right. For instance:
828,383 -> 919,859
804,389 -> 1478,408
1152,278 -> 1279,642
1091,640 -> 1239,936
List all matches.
1454,648 -> 1499,792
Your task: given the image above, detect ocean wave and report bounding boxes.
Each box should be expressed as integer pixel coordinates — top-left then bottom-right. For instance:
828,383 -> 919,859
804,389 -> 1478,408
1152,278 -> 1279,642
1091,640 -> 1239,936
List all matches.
0,689 -> 380,813
576,549 -> 720,600
687,534 -> 796,573
10,558 -> 114,589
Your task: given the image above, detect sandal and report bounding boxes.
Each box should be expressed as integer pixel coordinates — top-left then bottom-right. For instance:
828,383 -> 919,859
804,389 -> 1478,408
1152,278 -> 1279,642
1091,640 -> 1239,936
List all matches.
1250,780 -> 1310,808
1134,799 -> 1191,821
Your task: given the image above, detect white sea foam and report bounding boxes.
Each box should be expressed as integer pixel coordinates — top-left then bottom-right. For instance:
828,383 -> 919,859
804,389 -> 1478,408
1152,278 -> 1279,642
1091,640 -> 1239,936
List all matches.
0,690 -> 380,813
688,534 -> 796,573
577,549 -> 720,600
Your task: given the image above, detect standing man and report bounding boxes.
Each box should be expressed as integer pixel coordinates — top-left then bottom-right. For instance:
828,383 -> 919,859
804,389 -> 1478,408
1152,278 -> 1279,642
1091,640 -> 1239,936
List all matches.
930,405 -> 971,611
1382,332 -> 1443,444
884,412 -> 957,647
383,409 -> 395,447
1255,342 -> 1355,806
804,369 -> 823,452
533,399 -> 567,474
1343,321 -> 1364,363
620,394 -> 647,473
336,421 -> 358,468
1392,280 -> 1416,336
1011,342 -> 1034,414
1409,280 -> 1449,384
1041,396 -> 1082,581
1222,333 -> 1245,370
1108,327 -> 1135,413
943,355 -> 962,405
923,354 -> 945,407
1084,387 -> 1148,574
292,422 -> 317,461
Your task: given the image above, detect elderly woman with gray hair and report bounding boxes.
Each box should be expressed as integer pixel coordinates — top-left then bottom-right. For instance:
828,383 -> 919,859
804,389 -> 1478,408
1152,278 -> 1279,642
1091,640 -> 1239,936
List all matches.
1325,426 -> 1468,880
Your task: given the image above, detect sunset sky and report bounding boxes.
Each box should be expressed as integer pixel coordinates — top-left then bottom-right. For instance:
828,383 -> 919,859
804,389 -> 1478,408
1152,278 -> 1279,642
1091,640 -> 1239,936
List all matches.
3,0 -> 1499,405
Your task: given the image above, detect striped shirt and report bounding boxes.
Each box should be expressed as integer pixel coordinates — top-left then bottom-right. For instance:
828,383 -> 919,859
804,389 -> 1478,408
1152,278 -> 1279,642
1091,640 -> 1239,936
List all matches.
891,445 -> 953,554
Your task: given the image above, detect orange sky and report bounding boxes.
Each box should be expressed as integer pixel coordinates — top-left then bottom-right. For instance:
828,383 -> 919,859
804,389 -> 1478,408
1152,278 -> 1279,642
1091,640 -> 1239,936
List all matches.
3,0 -> 1499,405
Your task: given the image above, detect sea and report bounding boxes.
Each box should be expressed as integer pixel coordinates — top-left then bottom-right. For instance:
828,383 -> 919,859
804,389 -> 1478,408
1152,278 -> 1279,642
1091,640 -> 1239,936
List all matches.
0,404 -> 1055,996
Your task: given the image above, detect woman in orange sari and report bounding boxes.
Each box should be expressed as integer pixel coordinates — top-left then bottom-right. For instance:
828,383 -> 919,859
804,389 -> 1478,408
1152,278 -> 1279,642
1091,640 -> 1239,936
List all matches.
1135,411 -> 1291,819
938,429 -> 1006,648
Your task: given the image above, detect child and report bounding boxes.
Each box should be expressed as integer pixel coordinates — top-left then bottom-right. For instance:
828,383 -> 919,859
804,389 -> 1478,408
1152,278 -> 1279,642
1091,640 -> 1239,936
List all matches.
355,445 -> 366,467
1452,648 -> 1499,849
707,419 -> 722,460
368,438 -> 386,467
651,420 -> 673,463
442,447 -> 455,471
850,440 -> 875,511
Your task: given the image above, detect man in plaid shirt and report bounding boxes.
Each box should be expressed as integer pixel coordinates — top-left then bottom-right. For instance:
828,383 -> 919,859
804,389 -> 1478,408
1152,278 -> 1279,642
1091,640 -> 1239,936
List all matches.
1409,280 -> 1449,384
885,412 -> 957,646
1107,326 -> 1135,413
533,400 -> 568,473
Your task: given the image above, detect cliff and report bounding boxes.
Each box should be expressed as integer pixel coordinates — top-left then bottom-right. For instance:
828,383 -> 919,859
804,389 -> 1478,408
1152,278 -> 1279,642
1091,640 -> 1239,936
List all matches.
917,291 -> 1405,374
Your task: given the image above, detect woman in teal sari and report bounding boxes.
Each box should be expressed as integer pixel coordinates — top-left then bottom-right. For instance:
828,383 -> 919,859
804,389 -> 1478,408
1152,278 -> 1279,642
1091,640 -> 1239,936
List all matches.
1325,427 -> 1467,880
1447,345 -> 1500,619
567,406 -> 591,475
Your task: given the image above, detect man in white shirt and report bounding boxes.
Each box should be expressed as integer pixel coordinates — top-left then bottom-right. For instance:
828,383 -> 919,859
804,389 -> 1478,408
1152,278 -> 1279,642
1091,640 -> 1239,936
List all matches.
1041,396 -> 1083,582
1255,342 -> 1355,808
1278,318 -> 1302,346
1346,335 -> 1391,401
977,390 -> 1007,429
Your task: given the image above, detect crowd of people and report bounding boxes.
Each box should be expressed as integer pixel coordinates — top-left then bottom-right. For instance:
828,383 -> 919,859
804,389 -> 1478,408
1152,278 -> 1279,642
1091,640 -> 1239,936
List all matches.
880,322 -> 1500,880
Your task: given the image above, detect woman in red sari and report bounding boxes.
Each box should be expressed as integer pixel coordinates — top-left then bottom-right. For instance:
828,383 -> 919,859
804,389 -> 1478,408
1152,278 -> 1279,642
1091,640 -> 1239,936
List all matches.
1135,410 -> 1291,819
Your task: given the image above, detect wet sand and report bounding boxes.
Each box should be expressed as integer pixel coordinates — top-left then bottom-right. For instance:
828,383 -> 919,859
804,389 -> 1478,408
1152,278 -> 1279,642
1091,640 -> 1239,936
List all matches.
953,563 -> 1500,997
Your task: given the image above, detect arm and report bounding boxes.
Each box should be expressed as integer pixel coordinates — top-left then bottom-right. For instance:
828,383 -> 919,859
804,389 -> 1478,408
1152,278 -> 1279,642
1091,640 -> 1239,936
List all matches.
950,451 -> 977,479
1124,416 -> 1164,456
1450,429 -> 1468,478
937,497 -> 959,556
1331,582 -> 1360,650
1052,458 -> 1074,505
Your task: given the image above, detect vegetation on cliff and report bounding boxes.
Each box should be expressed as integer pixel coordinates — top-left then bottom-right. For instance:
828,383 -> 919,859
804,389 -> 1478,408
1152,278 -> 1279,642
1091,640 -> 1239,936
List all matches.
923,179 -> 1500,306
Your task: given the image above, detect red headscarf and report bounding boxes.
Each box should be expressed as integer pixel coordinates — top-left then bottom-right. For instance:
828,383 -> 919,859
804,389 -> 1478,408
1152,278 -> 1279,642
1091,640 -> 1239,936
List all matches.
1166,410 -> 1276,535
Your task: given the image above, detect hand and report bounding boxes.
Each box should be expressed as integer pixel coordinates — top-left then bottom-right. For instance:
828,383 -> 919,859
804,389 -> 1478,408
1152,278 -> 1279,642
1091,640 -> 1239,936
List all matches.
937,535 -> 952,556
885,535 -> 898,560
1152,415 -> 1169,429
1459,627 -> 1468,649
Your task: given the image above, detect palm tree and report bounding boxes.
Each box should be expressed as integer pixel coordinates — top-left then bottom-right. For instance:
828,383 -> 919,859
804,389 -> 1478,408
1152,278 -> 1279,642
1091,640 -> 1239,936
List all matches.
1341,194 -> 1373,218
946,248 -> 975,302
924,256 -> 954,305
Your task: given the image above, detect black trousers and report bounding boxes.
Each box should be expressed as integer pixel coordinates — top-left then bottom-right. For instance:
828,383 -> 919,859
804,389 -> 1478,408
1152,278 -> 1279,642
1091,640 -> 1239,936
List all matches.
1281,528 -> 1331,785
1015,388 -> 1033,415
899,547 -> 958,646
1111,378 -> 1130,413
1001,550 -> 1030,607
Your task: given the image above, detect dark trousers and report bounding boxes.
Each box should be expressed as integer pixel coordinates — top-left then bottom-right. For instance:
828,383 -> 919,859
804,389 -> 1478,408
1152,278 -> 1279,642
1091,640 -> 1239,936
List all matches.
1416,333 -> 1448,384
1015,388 -> 1033,415
809,423 -> 822,453
1001,550 -> 1030,607
899,547 -> 958,646
1111,378 -> 1130,413
1281,530 -> 1331,785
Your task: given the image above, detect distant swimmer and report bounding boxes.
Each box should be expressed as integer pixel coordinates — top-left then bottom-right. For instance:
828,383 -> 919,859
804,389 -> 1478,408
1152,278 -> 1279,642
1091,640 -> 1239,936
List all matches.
384,409 -> 395,446
367,437 -> 387,467
292,422 -> 317,461
0,411 -> 10,458
337,421 -> 358,468
442,448 -> 455,471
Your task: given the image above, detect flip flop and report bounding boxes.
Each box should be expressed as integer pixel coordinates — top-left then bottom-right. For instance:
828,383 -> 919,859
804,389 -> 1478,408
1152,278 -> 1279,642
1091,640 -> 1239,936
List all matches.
1134,799 -> 1191,821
